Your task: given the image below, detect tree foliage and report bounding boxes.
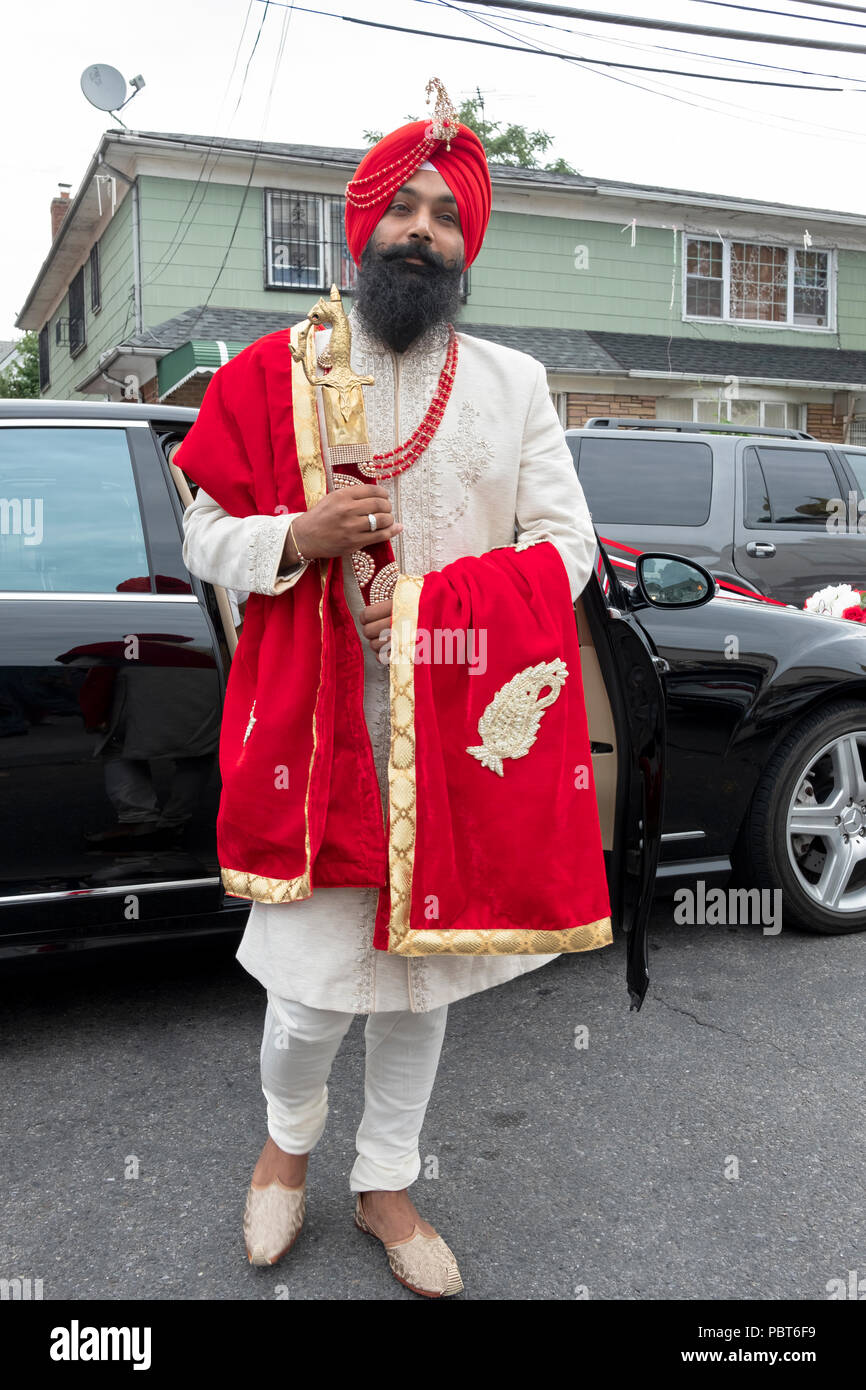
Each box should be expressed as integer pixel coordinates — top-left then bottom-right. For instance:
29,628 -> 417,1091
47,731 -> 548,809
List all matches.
364,95 -> 576,175
0,332 -> 40,398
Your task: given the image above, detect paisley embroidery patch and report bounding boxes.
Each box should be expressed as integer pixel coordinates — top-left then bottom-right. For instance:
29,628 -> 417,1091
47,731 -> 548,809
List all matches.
466,659 -> 568,776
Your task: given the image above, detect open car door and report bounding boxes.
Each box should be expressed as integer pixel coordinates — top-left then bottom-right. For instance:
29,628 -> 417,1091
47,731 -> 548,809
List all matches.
576,543 -> 666,1009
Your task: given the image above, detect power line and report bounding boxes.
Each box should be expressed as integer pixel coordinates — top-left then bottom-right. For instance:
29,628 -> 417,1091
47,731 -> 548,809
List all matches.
144,1 -> 263,287
784,1 -> 866,12
694,0 -> 866,29
428,0 -> 866,78
252,1 -> 852,83
444,0 -> 866,146
185,3 -> 295,336
457,0 -> 866,53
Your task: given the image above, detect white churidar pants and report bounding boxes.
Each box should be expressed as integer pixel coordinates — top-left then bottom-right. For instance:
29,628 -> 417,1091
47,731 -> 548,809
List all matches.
259,992 -> 449,1192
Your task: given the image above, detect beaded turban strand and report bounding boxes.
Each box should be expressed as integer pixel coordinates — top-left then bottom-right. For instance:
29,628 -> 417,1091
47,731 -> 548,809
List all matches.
344,77 -> 493,271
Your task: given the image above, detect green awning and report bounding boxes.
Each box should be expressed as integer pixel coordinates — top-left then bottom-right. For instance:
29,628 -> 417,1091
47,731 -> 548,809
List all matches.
158,339 -> 250,397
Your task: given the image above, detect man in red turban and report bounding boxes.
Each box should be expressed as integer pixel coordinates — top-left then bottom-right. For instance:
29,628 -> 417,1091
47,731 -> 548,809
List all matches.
179,79 -> 602,1298
344,98 -> 493,273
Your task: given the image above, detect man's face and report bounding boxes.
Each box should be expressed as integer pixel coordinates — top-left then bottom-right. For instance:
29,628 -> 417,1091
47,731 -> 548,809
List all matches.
353,169 -> 466,355
369,169 -> 465,270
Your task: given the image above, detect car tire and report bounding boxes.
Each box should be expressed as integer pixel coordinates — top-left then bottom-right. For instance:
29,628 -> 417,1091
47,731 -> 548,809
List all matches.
738,699 -> 866,935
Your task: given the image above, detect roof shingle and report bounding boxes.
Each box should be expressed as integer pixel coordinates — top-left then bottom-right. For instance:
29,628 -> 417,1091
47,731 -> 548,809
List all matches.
126,308 -> 866,386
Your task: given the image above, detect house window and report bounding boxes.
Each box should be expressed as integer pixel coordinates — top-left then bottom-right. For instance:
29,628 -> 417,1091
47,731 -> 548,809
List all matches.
264,189 -> 470,301
794,250 -> 828,326
684,236 -> 832,329
265,190 -> 357,292
656,396 -> 805,431
685,238 -> 723,318
68,267 -> 86,357
90,241 -> 101,312
38,326 -> 50,390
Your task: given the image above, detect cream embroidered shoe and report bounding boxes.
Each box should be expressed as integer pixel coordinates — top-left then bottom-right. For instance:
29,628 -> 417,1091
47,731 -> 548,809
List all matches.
354,1192 -> 464,1297
243,1178 -> 306,1266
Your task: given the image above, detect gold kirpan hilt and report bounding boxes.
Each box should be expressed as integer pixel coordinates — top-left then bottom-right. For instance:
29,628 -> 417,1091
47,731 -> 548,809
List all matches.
290,284 -> 375,463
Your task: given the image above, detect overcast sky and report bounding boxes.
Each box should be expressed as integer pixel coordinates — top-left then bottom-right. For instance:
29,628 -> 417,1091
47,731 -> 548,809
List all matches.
5,0 -> 866,338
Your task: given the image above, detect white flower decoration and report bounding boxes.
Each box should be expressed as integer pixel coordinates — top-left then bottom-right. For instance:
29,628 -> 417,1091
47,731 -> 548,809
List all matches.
803,584 -> 863,617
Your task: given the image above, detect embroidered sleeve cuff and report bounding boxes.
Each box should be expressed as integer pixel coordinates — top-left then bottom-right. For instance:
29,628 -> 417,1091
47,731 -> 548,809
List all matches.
250,513 -> 309,595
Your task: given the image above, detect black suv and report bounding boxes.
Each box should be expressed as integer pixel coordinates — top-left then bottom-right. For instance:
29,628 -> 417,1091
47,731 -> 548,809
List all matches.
566,418 -> 866,608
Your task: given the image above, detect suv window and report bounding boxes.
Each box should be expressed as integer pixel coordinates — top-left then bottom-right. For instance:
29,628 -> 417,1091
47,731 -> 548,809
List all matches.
570,437 -> 712,525
0,426 -> 149,592
744,446 -> 841,528
842,451 -> 866,494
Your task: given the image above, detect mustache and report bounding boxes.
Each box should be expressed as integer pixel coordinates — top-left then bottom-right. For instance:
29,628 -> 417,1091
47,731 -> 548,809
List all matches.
377,242 -> 452,272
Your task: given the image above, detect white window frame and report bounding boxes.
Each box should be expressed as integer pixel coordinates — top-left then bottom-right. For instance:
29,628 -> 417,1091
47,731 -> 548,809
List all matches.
657,396 -> 807,431
682,234 -> 836,332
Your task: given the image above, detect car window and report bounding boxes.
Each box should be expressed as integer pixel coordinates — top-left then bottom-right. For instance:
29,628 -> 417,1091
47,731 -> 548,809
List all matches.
842,451 -> 866,495
0,426 -> 149,592
744,446 -> 841,529
571,437 -> 713,525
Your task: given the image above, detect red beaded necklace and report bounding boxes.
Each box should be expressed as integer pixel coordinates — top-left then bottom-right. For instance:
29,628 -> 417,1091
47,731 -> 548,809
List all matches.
312,322 -> 459,481
359,325 -> 458,481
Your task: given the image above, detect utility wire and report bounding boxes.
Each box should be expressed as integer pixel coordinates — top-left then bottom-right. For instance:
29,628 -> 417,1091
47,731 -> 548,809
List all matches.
443,0 -> 866,147
144,1 -> 262,286
694,0 -> 866,29
252,1 -> 853,83
784,1 -> 866,12
420,0 -> 866,78
185,3 -> 294,335
457,0 -> 866,53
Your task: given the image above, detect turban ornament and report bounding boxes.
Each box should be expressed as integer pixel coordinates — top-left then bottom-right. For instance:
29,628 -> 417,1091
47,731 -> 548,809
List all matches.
345,77 -> 493,270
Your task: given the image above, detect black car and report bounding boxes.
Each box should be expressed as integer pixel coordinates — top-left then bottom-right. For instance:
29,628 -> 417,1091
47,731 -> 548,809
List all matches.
566,417 -> 866,609
1,402 -> 865,1009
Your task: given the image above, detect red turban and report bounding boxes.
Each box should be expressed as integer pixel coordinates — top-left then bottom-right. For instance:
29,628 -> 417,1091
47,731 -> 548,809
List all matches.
345,119 -> 492,270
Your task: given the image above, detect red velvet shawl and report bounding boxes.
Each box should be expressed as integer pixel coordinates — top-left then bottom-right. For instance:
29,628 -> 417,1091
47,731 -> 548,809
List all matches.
176,327 -> 612,955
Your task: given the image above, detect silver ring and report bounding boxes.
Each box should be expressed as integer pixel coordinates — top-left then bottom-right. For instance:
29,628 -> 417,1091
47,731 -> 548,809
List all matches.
367,513 -> 378,532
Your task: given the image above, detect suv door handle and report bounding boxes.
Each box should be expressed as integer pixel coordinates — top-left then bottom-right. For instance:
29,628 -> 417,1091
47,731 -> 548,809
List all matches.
745,541 -> 777,558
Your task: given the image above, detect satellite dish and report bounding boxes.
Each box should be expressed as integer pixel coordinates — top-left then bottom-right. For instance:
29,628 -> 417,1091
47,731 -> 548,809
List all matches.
80,64 -> 127,113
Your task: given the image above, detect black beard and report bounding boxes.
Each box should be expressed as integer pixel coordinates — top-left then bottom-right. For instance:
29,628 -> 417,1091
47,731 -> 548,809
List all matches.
352,241 -> 464,354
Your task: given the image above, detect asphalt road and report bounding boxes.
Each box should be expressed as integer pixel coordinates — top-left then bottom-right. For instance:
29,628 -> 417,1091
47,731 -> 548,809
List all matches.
1,901 -> 863,1302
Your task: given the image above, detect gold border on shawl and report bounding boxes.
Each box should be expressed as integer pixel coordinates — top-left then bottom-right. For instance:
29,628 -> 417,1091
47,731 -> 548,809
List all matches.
389,917 -> 614,956
215,325 -> 328,906
221,865 -> 310,902
385,572 -> 425,950
384,557 -> 614,956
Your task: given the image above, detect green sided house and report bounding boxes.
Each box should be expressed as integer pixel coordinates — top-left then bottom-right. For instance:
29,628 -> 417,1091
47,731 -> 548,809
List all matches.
16,128 -> 866,442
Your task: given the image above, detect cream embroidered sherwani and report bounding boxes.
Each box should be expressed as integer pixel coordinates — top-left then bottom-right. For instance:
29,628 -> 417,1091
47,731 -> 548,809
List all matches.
181,314 -> 597,1012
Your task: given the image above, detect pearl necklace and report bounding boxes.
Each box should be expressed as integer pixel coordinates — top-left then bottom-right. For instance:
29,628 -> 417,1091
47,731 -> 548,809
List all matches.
358,326 -> 458,481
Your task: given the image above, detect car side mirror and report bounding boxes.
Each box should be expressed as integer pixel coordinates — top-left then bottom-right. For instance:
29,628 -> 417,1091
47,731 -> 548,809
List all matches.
633,553 -> 716,609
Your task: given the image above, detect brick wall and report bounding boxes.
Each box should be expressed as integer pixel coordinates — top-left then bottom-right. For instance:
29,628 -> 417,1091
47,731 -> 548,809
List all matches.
566,393 -> 656,428
806,403 -> 845,442
139,375 -> 160,403
163,375 -> 211,408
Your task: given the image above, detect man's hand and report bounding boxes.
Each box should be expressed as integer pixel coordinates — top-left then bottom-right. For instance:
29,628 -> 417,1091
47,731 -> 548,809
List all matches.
283,483 -> 403,564
361,598 -> 393,654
